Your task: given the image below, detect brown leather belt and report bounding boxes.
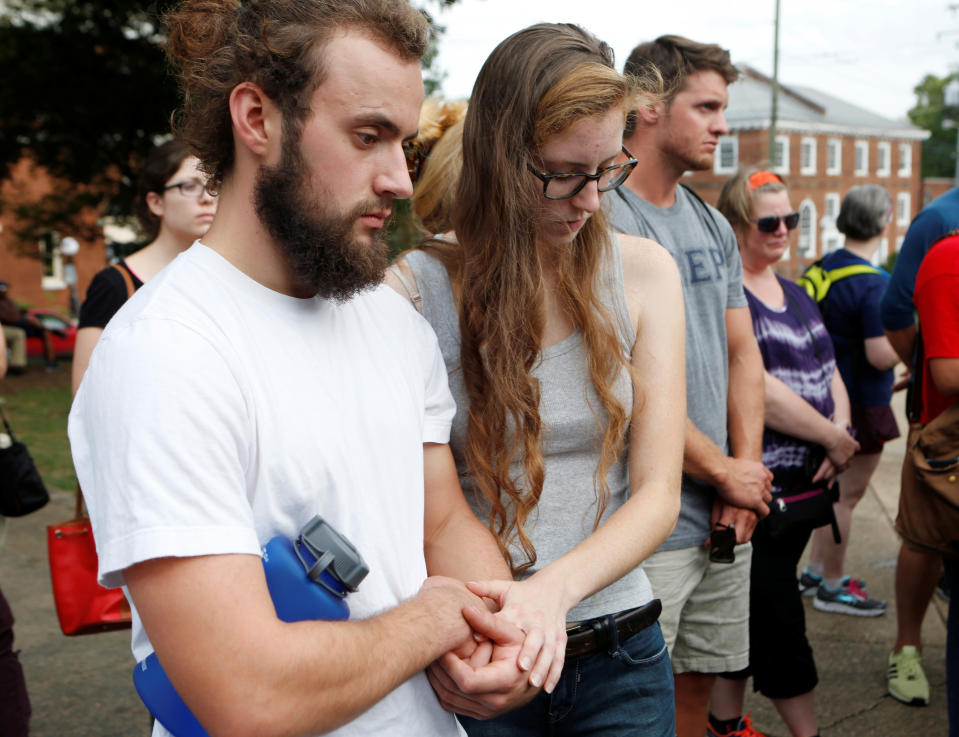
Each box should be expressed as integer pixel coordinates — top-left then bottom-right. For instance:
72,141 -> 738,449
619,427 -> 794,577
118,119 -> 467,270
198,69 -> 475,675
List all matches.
564,599 -> 662,659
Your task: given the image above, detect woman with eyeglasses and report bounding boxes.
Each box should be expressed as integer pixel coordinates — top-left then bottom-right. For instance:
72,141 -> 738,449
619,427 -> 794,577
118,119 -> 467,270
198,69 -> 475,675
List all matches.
72,140 -> 217,393
387,23 -> 684,736
709,168 -> 859,737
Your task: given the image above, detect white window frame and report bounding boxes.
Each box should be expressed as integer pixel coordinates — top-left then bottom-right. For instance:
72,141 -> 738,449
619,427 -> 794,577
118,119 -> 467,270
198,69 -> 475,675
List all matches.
713,135 -> 739,175
854,140 -> 869,176
896,235 -> 905,253
822,232 -> 843,254
800,137 -> 817,175
826,138 -> 842,175
797,199 -> 817,257
897,192 -> 911,226
773,134 -> 790,174
876,238 -> 889,267
39,232 -> 66,290
876,141 -> 891,177
898,143 -> 913,177
824,192 -> 840,223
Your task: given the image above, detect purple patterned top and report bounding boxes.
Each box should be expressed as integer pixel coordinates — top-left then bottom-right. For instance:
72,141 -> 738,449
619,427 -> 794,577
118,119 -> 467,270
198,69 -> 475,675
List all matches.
745,276 -> 836,488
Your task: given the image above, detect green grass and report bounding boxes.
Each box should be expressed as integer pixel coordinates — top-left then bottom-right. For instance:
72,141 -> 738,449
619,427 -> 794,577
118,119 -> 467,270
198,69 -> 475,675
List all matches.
1,361 -> 76,494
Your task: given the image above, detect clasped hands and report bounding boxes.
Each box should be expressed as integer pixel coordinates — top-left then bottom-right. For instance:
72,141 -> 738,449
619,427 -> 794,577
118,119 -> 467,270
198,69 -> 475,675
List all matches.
422,575 -> 568,720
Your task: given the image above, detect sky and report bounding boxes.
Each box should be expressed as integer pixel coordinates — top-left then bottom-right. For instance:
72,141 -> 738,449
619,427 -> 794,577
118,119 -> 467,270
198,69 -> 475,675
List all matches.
432,0 -> 959,123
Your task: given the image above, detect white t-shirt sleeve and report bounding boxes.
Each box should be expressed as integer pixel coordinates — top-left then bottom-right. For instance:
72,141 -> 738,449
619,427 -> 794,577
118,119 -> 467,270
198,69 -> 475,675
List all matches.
417,316 -> 456,445
69,317 -> 260,589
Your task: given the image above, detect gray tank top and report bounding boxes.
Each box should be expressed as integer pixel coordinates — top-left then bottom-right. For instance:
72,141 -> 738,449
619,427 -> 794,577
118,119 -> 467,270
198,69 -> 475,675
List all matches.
406,237 -> 654,621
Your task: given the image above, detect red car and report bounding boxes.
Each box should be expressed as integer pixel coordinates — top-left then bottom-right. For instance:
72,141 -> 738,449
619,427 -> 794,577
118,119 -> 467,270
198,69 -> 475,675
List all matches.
25,308 -> 77,359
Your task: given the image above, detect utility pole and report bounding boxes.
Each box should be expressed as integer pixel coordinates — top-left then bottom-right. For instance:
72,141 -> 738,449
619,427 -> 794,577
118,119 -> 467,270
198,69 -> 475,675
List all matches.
945,75 -> 959,184
768,0 -> 781,165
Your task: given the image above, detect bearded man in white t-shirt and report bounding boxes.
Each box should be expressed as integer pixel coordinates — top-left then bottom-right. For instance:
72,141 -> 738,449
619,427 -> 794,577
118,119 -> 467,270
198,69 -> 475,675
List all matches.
69,3 -> 550,736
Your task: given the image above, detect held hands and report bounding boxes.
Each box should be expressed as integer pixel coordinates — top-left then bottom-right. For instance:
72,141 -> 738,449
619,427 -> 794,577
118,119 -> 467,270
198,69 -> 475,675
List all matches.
427,605 -> 539,719
811,455 -> 840,484
466,577 -> 568,693
716,457 -> 772,518
823,421 -> 859,473
424,575 -> 569,719
709,501 -> 759,545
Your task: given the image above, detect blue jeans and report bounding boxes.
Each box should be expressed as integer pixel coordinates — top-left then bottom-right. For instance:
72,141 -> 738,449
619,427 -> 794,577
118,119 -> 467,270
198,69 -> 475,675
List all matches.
946,557 -> 958,737
459,621 -> 675,737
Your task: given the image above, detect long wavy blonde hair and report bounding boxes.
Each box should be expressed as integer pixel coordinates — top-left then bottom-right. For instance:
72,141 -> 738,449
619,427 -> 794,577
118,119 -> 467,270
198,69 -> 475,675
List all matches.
422,23 -> 651,573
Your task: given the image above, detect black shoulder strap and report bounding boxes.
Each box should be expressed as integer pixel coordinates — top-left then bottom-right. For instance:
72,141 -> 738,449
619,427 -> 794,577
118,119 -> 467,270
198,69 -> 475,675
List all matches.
612,182 -> 726,243
0,405 -> 16,444
909,331 -> 925,424
611,186 -> 651,234
678,183 -> 726,243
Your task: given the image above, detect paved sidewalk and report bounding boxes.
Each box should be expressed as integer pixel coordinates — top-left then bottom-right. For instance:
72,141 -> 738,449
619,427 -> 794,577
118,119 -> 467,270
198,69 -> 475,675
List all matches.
743,390 -> 949,736
0,393 -> 949,736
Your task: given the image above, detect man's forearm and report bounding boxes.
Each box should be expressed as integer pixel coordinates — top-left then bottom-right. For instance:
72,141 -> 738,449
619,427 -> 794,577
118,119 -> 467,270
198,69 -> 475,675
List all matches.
424,507 -> 512,583
422,443 -> 512,583
682,418 -> 731,487
726,336 -> 765,462
127,555 -> 479,737
885,324 -> 917,369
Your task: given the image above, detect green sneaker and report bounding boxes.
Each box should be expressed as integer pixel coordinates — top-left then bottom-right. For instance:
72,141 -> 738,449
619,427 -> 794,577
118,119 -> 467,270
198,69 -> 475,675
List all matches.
887,646 -> 930,706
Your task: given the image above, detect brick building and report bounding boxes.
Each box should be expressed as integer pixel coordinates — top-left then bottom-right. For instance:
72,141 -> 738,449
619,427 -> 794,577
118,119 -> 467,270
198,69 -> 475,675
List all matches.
0,158 -> 109,316
687,66 -> 930,279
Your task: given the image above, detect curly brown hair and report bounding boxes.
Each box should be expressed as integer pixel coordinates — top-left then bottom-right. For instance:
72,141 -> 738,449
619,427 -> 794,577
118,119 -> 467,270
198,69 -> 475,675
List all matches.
164,0 -> 430,187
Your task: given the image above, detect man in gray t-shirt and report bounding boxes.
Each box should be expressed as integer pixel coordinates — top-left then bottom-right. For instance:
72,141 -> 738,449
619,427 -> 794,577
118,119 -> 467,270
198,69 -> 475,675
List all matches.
607,35 -> 772,737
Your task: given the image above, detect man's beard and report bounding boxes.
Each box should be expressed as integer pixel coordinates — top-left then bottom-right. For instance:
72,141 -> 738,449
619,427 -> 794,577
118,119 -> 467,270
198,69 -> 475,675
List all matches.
254,136 -> 391,301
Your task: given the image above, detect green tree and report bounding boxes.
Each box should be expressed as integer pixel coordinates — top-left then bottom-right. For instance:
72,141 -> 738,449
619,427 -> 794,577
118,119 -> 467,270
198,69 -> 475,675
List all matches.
0,0 -> 180,252
908,72 -> 959,179
0,0 -> 461,255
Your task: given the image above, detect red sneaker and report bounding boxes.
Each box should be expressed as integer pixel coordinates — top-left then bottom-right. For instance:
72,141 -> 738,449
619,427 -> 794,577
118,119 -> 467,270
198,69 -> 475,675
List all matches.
705,712 -> 768,737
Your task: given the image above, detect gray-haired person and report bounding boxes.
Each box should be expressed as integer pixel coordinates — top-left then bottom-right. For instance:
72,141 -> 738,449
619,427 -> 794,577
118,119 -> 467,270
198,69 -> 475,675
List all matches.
799,185 -> 900,616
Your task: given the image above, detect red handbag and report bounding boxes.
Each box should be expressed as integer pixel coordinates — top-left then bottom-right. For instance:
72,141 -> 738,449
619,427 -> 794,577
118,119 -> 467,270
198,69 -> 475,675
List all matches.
47,488 -> 131,636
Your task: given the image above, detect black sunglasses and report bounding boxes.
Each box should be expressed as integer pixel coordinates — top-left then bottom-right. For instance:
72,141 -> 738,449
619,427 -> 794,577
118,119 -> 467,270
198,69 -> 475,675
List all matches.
754,212 -> 800,234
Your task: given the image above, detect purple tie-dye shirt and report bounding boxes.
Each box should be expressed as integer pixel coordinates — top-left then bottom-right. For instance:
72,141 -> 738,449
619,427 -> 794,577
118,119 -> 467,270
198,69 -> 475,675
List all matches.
745,276 -> 836,489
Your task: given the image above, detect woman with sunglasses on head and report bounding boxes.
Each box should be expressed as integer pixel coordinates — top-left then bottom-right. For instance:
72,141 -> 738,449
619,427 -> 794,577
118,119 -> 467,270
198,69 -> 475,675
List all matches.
387,22 -> 684,737
72,140 -> 217,394
708,169 -> 859,737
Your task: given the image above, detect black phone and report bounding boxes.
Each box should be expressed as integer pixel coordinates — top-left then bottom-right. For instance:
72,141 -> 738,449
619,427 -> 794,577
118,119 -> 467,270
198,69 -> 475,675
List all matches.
709,524 -> 736,564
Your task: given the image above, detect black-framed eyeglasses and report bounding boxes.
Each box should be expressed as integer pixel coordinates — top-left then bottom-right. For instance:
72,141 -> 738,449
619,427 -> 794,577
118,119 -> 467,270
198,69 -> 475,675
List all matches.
163,180 -> 216,199
404,139 -> 425,183
528,146 -> 637,200
753,212 -> 800,234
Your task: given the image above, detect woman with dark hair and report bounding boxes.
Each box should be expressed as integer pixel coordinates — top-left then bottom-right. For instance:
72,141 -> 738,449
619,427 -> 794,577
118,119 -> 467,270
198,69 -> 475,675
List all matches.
388,22 -> 684,736
710,168 -> 860,737
799,185 -> 898,617
71,140 -> 217,393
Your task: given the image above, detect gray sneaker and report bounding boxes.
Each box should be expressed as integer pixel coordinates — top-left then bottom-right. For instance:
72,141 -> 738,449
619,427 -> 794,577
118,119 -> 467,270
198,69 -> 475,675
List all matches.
813,580 -> 886,617
798,570 -> 866,598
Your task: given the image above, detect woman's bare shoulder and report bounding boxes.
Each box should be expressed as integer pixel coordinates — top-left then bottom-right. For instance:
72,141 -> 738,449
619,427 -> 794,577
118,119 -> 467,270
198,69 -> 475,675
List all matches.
616,233 -> 679,288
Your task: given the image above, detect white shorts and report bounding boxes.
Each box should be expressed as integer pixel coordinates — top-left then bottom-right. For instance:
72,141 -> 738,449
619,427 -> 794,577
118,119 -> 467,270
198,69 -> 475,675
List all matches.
643,543 -> 751,674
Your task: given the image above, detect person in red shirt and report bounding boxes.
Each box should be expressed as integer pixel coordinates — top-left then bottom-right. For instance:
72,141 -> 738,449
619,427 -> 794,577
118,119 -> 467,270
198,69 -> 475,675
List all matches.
912,231 -> 959,737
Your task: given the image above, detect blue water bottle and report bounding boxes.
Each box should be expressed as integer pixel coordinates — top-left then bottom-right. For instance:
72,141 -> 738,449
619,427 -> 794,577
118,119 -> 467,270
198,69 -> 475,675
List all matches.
133,515 -> 369,737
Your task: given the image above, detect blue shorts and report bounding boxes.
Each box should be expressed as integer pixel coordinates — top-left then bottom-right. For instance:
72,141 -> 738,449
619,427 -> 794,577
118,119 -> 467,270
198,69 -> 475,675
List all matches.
459,621 -> 674,737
